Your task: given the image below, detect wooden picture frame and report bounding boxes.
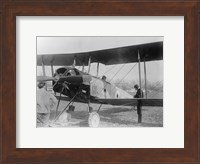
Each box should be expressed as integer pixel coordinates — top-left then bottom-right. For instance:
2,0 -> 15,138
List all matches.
0,0 -> 199,163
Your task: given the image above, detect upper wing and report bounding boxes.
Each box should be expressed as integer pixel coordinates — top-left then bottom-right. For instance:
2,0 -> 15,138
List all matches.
37,41 -> 163,66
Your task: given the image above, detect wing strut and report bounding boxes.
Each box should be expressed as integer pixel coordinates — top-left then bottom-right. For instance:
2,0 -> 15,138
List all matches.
96,62 -> 99,76
144,57 -> 147,98
138,50 -> 142,89
41,56 -> 46,76
82,64 -> 85,72
73,57 -> 76,68
88,56 -> 91,73
51,63 -> 54,77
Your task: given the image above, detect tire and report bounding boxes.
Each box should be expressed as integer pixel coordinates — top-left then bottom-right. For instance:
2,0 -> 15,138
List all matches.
88,112 -> 100,127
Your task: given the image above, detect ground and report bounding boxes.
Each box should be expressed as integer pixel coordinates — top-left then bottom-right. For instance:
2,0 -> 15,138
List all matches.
42,100 -> 163,128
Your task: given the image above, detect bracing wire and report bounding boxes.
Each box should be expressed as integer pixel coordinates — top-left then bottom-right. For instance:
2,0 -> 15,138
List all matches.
108,64 -> 126,82
87,65 -> 117,86
95,64 -> 126,94
95,63 -> 139,95
102,65 -> 116,76
149,80 -> 163,98
107,63 -> 137,94
114,63 -> 137,85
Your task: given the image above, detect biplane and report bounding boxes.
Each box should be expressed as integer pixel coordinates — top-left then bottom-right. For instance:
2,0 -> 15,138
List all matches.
37,41 -> 163,127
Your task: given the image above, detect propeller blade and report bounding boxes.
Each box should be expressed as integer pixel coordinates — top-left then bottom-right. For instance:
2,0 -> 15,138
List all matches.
37,76 -> 56,82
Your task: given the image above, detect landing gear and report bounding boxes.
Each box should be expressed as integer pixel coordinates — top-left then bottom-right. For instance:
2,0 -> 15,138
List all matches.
88,111 -> 100,127
87,103 -> 103,127
54,92 -> 78,122
88,106 -> 93,113
68,105 -> 75,112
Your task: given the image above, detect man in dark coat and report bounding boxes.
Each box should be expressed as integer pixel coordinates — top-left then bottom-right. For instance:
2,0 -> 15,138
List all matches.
134,84 -> 143,123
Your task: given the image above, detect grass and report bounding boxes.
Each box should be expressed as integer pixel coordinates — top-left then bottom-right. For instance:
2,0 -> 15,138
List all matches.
46,100 -> 163,128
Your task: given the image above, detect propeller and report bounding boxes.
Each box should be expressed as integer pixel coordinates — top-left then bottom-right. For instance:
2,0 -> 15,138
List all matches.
37,76 -> 56,82
58,75 -> 92,84
37,75 -> 92,85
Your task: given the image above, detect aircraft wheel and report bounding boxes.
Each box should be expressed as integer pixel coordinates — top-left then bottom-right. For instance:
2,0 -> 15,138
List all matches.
88,112 -> 100,127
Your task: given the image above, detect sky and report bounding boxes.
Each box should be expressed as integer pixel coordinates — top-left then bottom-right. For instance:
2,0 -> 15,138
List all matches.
37,36 -> 163,83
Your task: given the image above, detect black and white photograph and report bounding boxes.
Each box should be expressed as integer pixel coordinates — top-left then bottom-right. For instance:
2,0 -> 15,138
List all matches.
36,36 -> 163,128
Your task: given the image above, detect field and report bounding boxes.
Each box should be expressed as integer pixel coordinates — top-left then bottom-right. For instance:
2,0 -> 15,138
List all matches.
46,100 -> 163,127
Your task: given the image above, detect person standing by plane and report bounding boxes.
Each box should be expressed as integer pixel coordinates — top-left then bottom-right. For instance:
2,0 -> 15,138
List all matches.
37,82 -> 58,126
134,84 -> 144,123
102,75 -> 107,98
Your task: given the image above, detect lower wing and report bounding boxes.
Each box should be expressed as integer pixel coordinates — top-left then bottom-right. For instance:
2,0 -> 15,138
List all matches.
55,96 -> 163,107
95,98 -> 163,107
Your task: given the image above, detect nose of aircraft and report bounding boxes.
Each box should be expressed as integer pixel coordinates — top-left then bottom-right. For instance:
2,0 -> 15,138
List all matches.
57,75 -> 92,85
